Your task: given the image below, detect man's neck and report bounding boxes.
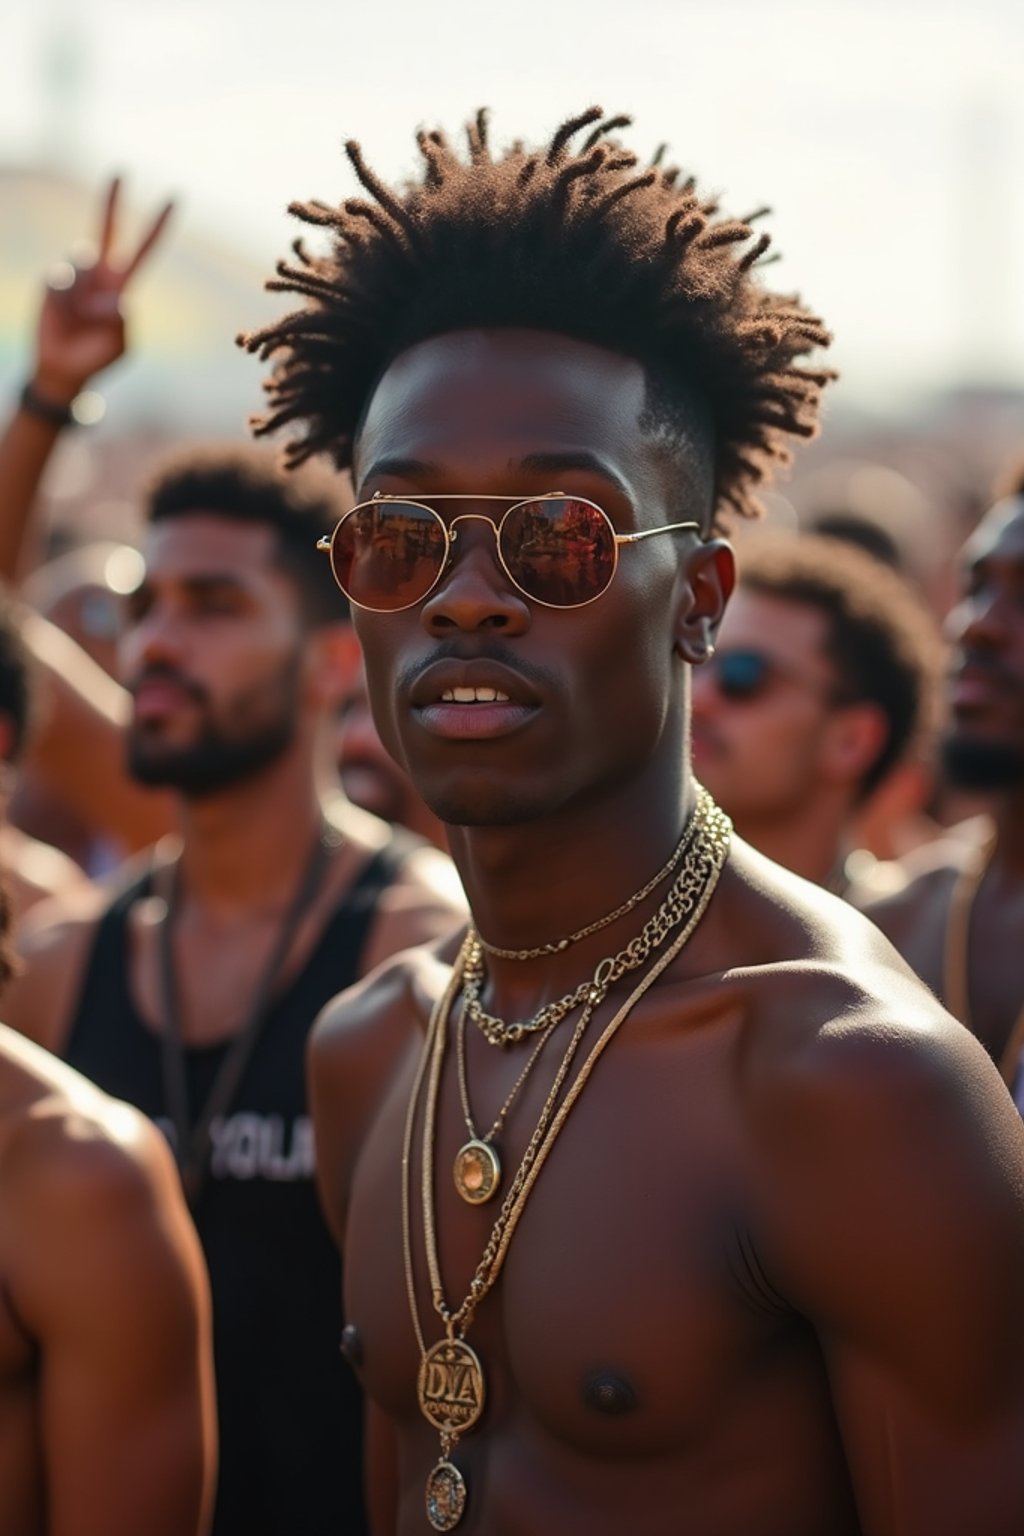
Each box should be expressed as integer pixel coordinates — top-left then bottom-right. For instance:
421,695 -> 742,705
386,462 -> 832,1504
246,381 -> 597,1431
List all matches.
992,785 -> 1024,879
731,798 -> 849,888
441,761 -> 703,1020
173,749 -> 325,919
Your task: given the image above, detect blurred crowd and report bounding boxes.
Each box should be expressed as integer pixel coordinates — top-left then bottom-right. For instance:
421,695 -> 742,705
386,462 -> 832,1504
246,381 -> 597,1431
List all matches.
0,169 -> 1021,1535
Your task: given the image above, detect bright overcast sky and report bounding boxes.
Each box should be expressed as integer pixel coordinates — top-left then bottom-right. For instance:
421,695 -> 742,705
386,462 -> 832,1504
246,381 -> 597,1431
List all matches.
2,0 -> 1021,412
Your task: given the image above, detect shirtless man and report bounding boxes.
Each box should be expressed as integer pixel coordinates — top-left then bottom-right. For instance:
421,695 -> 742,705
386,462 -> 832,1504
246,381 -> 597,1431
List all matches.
865,488 -> 1024,1104
0,913 -> 215,1535
241,109 -> 1024,1534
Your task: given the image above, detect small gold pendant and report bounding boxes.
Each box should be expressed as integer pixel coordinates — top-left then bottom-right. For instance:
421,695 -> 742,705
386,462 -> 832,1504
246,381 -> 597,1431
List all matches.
425,1458 -> 467,1531
453,1138 -> 501,1204
418,1338 -> 486,1433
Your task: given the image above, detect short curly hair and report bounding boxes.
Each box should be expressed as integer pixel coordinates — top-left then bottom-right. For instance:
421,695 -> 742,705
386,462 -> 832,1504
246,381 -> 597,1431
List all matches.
241,107 -> 834,525
739,535 -> 943,799
142,444 -> 350,625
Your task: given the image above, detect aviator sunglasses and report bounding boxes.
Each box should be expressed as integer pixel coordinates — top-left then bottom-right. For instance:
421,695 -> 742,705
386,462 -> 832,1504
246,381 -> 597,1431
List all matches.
316,493 -> 700,612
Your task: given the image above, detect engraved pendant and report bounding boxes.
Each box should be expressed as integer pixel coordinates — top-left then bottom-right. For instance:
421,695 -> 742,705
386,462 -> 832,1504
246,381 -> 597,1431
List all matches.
418,1338 -> 486,1433
453,1138 -> 501,1204
425,1458 -> 467,1531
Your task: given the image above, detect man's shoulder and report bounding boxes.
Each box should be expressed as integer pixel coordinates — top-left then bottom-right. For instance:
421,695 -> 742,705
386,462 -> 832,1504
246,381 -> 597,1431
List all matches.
326,798 -> 466,970
715,842 -> 973,1101
312,934 -> 461,1066
731,941 -> 1011,1201
3,871 -> 129,1050
0,1024 -> 172,1222
857,819 -> 991,936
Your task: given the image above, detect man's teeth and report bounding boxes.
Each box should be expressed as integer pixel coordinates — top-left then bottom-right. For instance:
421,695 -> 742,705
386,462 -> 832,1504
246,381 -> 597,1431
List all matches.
441,686 -> 511,703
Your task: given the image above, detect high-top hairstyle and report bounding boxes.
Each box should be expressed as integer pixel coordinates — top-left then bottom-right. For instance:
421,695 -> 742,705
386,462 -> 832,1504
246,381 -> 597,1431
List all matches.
739,535 -> 943,800
241,107 -> 834,525
142,444 -> 350,625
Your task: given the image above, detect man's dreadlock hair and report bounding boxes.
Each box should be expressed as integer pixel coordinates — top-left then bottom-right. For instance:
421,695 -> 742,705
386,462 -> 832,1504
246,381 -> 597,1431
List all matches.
241,107 -> 834,525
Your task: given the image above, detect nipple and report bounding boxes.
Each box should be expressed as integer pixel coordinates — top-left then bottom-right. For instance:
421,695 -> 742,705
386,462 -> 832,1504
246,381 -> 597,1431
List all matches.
583,1369 -> 638,1416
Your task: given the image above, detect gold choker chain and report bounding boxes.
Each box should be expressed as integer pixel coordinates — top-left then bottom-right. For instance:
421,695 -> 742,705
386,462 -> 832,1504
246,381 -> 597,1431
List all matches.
473,788 -> 708,960
463,788 -> 729,1047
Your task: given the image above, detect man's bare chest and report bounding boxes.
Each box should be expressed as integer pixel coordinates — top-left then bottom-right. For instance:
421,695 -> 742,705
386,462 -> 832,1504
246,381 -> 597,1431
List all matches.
344,1011 -> 799,1454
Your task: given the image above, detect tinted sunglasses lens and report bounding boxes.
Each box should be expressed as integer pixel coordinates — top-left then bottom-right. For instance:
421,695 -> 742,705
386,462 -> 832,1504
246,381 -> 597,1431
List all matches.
500,498 -> 616,607
332,503 -> 446,611
715,651 -> 769,700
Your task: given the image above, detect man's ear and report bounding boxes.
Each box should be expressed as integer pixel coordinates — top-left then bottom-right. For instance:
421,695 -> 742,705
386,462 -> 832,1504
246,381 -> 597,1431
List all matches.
304,621 -> 363,711
675,539 -> 736,663
820,701 -> 889,795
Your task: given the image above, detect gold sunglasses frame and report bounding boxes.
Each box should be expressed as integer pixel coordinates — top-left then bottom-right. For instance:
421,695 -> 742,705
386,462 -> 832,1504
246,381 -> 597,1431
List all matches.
316,493 -> 701,612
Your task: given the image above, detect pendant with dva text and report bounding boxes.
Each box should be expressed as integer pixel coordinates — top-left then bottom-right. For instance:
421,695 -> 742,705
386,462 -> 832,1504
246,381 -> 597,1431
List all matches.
418,1338 -> 486,1433
425,1458 -> 467,1531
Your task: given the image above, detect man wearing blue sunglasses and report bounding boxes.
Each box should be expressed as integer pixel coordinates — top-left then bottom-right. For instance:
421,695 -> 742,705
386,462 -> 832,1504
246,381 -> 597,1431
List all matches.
691,535 -> 940,890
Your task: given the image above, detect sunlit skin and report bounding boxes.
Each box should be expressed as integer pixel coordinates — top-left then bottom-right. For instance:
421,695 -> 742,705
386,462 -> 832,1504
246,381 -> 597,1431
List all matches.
311,329 -> 1024,1536
0,1025 -> 215,1536
866,498 -> 1024,1065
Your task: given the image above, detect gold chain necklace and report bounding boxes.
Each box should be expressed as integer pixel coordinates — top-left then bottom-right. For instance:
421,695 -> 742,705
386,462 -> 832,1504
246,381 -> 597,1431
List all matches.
462,787 -> 722,1048
943,831 -> 1024,1086
452,998 -> 559,1204
401,800 -> 731,1530
473,791 -> 705,960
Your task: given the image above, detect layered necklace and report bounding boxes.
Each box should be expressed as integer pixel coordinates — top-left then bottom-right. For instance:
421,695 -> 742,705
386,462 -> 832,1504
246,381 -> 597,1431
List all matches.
451,784 -> 719,1205
401,790 -> 731,1531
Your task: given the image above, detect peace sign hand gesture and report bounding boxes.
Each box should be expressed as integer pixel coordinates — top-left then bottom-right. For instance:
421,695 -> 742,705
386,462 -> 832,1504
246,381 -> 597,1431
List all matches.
32,177 -> 174,406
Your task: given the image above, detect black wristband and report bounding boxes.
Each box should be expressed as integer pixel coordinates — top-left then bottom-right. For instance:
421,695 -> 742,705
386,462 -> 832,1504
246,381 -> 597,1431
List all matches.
19,381 -> 76,428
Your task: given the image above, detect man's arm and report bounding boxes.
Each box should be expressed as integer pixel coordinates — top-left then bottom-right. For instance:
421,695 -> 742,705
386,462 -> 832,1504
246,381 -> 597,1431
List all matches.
0,179 -> 172,584
7,1098 -> 216,1536
754,983 -> 1024,1535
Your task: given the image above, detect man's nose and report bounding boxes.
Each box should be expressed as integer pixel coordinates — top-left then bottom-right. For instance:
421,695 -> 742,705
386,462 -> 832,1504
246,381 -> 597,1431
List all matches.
125,603 -> 187,670
948,589 -> 1010,652
420,517 -> 530,636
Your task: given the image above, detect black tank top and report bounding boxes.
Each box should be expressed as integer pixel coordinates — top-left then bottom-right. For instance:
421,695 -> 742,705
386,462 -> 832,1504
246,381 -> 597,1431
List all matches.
65,839 -> 412,1536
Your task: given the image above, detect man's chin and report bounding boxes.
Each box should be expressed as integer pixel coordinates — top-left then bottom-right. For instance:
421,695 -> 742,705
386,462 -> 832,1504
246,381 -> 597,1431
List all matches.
941,732 -> 1024,792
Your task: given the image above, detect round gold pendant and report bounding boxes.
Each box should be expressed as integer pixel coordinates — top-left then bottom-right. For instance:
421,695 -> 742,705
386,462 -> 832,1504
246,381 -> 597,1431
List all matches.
453,1138 -> 500,1204
418,1338 -> 486,1433
425,1458 -> 467,1531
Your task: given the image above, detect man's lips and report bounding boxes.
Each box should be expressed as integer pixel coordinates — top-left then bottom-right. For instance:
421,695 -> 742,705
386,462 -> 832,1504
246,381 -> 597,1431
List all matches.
131,677 -> 201,721
949,659 -> 1019,714
409,658 -> 540,710
409,659 -> 540,740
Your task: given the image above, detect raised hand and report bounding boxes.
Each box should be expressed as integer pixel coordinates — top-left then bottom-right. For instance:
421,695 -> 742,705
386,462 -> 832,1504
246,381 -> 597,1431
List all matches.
32,177 -> 174,405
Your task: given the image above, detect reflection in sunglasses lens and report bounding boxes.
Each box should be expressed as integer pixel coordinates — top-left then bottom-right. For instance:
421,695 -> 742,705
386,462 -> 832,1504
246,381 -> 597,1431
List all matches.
501,499 -> 616,607
334,502 -> 447,611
